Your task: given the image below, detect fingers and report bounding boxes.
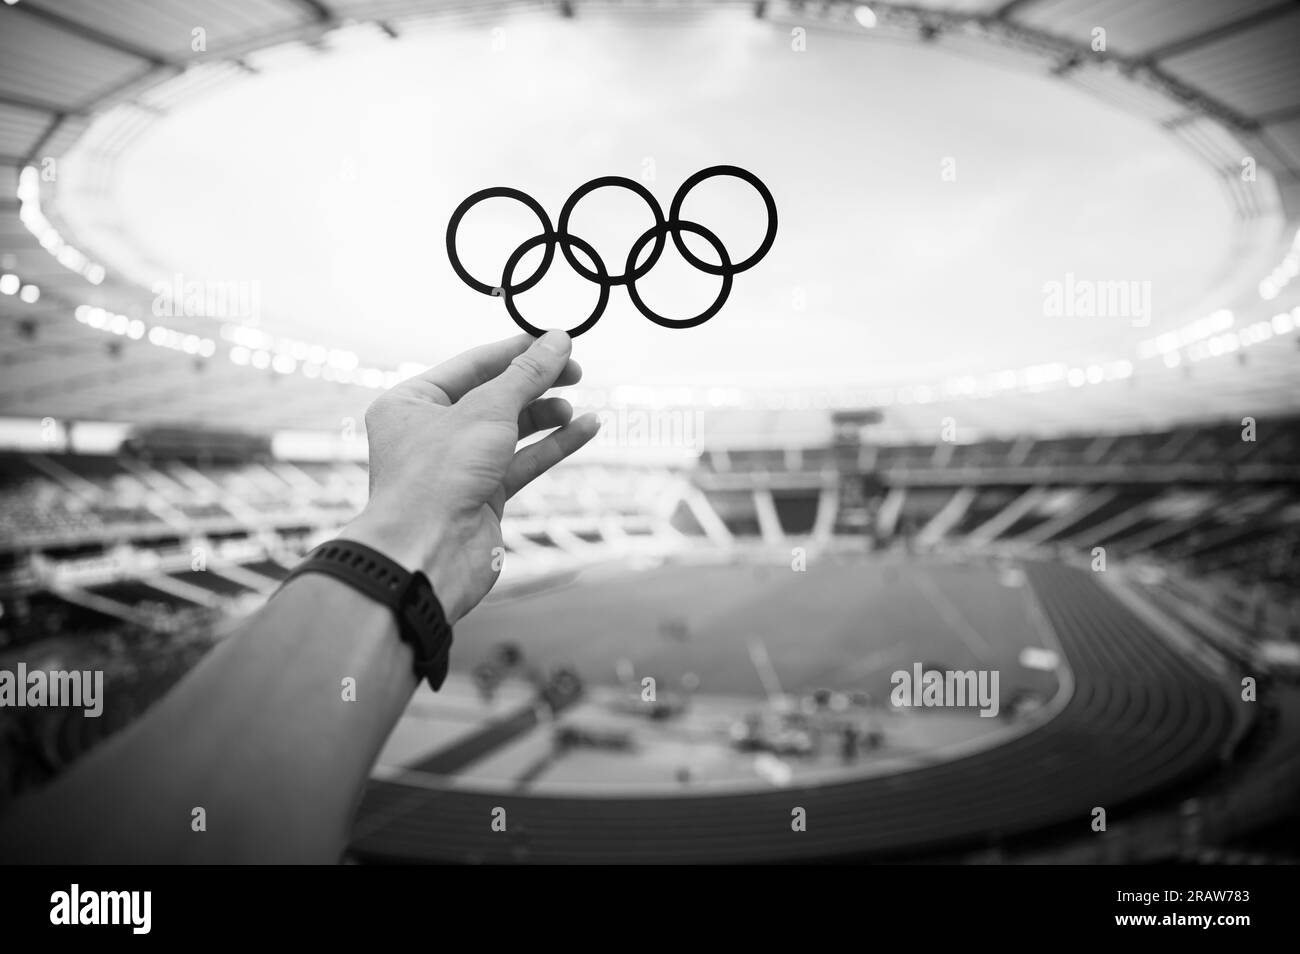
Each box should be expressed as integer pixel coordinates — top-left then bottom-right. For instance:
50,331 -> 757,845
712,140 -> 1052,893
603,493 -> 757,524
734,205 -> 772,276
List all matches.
399,333 -> 580,405
476,330 -> 573,416
554,356 -> 583,389
517,396 -> 573,440
503,413 -> 600,499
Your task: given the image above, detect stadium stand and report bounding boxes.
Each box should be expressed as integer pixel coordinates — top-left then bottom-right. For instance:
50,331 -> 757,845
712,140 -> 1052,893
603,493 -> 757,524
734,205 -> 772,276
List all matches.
5,413 -> 1287,859
6,417 -> 1297,635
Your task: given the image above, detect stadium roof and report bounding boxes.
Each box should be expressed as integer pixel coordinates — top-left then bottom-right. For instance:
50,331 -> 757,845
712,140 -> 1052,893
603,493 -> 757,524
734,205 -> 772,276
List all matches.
1,0 -> 1298,442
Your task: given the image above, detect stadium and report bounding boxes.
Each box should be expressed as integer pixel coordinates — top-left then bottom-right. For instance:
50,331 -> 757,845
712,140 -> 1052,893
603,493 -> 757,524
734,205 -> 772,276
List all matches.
1,0 -> 1299,867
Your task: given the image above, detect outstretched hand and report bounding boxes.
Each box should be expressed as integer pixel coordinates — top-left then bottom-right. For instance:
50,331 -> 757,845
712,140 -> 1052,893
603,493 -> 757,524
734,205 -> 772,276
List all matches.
346,330 -> 599,623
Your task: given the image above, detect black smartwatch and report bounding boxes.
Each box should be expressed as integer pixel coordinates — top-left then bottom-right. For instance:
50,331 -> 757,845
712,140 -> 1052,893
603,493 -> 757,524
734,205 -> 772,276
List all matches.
277,539 -> 454,691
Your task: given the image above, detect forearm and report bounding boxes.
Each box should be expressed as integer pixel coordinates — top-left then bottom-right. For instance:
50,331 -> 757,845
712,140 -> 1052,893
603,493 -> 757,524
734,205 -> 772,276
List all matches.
0,330 -> 588,864
0,566 -> 425,863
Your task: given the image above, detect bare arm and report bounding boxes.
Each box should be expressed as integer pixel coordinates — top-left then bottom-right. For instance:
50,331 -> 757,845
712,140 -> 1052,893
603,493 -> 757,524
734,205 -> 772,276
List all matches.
0,331 -> 597,863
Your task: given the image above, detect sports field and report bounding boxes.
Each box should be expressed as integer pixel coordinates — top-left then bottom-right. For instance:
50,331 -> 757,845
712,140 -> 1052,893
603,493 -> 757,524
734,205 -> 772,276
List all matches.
454,552 -> 1060,705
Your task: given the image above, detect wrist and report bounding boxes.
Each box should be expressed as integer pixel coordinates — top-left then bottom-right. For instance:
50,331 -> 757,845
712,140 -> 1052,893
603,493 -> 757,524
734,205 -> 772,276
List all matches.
342,505 -> 470,625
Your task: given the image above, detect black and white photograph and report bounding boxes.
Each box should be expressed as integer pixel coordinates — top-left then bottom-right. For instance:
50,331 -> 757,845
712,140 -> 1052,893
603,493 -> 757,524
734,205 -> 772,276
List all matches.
0,0 -> 1298,927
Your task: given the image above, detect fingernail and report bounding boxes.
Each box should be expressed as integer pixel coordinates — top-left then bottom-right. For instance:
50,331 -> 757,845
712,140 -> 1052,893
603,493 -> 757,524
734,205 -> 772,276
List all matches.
538,330 -> 569,354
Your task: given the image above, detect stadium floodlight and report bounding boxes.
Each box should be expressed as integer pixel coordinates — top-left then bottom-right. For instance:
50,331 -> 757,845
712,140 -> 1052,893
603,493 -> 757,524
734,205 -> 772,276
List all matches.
854,5 -> 878,29
0,273 -> 19,295
19,284 -> 40,304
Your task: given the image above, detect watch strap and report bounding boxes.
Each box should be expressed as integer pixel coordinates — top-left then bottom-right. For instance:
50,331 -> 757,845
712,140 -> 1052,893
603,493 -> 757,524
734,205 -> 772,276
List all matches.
279,539 -> 453,690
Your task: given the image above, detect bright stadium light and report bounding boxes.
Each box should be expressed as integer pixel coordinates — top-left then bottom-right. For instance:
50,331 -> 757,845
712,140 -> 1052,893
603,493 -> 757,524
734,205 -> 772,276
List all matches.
0,274 -> 19,295
19,283 -> 39,303
327,349 -> 358,371
854,5 -> 878,28
16,166 -> 106,284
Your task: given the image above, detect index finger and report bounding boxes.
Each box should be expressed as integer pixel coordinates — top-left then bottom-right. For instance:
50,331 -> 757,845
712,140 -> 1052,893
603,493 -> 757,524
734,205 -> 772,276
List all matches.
400,333 -> 580,404
475,330 -> 574,416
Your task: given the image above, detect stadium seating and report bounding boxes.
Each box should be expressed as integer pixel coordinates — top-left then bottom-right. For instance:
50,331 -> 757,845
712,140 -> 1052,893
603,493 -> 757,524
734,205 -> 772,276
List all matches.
0,613 -> 218,803
5,417 -> 1296,638
2,416 -> 1292,860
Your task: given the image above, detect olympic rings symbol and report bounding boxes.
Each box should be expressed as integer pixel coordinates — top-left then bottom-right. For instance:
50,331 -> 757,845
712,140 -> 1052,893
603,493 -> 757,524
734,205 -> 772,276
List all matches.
446,165 -> 777,338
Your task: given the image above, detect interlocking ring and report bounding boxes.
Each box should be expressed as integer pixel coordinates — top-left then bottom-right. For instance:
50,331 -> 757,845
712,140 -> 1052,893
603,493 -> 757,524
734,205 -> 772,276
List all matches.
445,186 -> 555,296
626,221 -> 732,329
446,165 -> 777,337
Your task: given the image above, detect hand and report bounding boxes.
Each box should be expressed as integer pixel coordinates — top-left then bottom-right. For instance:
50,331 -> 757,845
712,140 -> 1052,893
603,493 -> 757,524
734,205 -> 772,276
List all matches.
344,330 -> 599,623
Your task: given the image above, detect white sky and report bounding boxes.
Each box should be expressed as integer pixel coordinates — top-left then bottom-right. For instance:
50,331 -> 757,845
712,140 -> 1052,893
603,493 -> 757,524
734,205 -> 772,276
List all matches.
106,8 -> 1232,391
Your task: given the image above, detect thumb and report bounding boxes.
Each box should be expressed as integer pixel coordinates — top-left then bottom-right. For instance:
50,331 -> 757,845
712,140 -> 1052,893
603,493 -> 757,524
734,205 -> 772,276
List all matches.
478,330 -> 572,415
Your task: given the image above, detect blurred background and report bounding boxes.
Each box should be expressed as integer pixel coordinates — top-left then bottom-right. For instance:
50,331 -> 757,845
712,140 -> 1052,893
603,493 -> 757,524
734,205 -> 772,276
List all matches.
1,0 -> 1298,864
